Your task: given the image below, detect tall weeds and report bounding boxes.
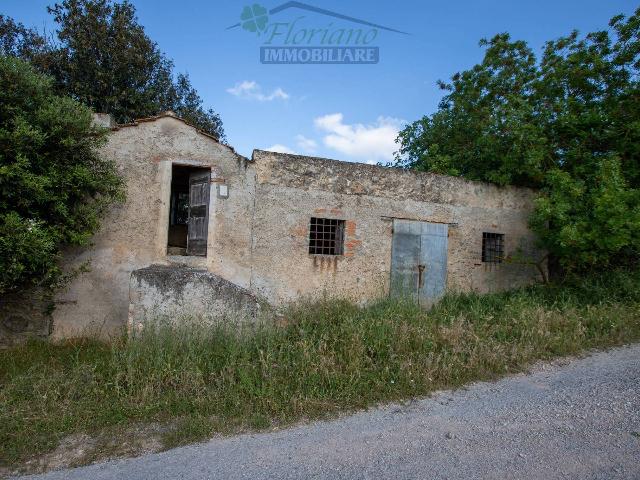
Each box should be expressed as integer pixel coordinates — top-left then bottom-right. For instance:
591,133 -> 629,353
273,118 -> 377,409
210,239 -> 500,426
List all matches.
1,271 -> 639,467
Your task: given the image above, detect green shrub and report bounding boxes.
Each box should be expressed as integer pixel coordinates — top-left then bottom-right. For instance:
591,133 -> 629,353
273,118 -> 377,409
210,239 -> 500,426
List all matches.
396,9 -> 640,272
0,56 -> 123,294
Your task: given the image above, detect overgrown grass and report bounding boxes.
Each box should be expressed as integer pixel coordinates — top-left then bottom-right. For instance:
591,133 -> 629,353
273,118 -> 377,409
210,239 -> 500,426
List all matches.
2,271 -> 640,468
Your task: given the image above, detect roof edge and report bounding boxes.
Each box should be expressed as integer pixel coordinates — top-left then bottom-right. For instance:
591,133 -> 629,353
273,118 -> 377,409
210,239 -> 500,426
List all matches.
111,111 -> 248,161
251,149 -> 537,194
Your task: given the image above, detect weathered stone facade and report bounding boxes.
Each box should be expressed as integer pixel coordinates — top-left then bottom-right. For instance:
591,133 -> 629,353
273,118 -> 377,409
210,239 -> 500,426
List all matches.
247,151 -> 542,305
2,112 -> 544,342
48,113 -> 254,339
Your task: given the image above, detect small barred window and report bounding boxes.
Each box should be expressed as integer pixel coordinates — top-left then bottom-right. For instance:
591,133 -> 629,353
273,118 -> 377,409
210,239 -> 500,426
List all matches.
482,232 -> 504,264
308,217 -> 345,256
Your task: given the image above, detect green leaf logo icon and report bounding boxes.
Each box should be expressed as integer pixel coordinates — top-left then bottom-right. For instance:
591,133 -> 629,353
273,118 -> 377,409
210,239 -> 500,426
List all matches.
240,4 -> 269,34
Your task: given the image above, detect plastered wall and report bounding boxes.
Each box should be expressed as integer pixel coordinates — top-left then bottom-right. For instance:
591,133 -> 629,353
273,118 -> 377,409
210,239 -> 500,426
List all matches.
50,115 -> 252,338
246,150 -> 543,304
44,116 -> 543,340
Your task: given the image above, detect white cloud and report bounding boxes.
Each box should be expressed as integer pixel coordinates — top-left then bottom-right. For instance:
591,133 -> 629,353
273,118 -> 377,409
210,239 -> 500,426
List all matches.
227,81 -> 289,101
314,113 -> 404,164
265,144 -> 296,154
295,134 -> 318,153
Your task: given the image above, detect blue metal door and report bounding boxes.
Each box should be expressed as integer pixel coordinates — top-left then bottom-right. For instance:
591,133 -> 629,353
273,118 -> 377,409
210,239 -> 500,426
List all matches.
390,220 -> 448,306
390,220 -> 422,303
418,222 -> 448,306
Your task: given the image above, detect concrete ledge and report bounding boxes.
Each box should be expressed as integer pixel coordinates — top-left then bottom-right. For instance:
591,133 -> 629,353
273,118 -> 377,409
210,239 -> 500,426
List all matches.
128,265 -> 264,329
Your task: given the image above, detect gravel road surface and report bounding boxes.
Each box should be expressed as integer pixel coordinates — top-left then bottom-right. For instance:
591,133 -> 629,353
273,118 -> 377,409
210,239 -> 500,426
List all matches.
21,344 -> 640,480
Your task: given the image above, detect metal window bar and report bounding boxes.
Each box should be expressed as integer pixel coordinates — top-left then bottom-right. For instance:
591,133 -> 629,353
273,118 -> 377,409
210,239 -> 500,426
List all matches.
482,232 -> 504,263
309,217 -> 345,255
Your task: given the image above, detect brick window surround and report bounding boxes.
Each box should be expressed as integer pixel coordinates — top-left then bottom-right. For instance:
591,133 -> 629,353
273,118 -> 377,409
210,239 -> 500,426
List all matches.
308,217 -> 345,255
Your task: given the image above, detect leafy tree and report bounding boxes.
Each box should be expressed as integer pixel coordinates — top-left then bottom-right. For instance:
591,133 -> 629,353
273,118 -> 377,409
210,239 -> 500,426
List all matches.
396,9 -> 640,273
0,0 -> 225,140
0,56 -> 123,294
529,159 -> 640,270
0,15 -> 52,63
171,73 -> 224,139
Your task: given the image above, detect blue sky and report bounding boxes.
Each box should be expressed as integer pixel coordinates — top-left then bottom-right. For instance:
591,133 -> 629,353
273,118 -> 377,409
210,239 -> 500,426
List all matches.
3,0 -> 638,162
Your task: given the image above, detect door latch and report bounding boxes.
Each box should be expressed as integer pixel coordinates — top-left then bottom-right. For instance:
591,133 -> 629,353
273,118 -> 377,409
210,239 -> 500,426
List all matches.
418,264 -> 426,288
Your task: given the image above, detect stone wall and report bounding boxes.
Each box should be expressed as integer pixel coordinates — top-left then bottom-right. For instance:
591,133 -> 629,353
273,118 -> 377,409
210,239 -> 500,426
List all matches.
247,150 -> 543,304
39,115 -> 545,341
50,113 -> 251,339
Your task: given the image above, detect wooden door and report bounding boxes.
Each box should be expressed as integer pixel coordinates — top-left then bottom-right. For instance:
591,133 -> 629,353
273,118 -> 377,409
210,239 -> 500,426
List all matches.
186,170 -> 210,256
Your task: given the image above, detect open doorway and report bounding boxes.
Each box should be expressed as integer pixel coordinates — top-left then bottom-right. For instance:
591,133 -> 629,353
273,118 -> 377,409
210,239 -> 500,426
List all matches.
168,164 -> 211,256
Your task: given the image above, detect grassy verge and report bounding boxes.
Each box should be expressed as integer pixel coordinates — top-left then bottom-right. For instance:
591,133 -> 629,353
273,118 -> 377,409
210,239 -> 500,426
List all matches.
1,271 -> 640,469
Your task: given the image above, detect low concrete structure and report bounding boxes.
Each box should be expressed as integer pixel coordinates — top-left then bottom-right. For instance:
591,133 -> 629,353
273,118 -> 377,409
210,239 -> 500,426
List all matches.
129,265 -> 263,330
0,112 -> 546,343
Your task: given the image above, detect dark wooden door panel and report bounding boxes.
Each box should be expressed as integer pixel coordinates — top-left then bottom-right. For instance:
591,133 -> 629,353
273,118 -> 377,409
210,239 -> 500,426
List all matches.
186,170 -> 210,256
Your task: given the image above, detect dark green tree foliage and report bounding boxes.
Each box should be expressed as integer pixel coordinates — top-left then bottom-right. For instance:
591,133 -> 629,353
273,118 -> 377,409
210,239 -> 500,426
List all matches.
397,9 -> 640,272
0,0 -> 224,140
0,56 -> 123,294
0,15 -> 62,79
171,73 -> 224,139
0,15 -> 51,62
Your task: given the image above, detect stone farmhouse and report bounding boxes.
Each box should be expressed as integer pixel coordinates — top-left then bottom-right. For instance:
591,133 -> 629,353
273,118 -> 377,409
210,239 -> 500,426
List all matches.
1,112 -> 545,342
